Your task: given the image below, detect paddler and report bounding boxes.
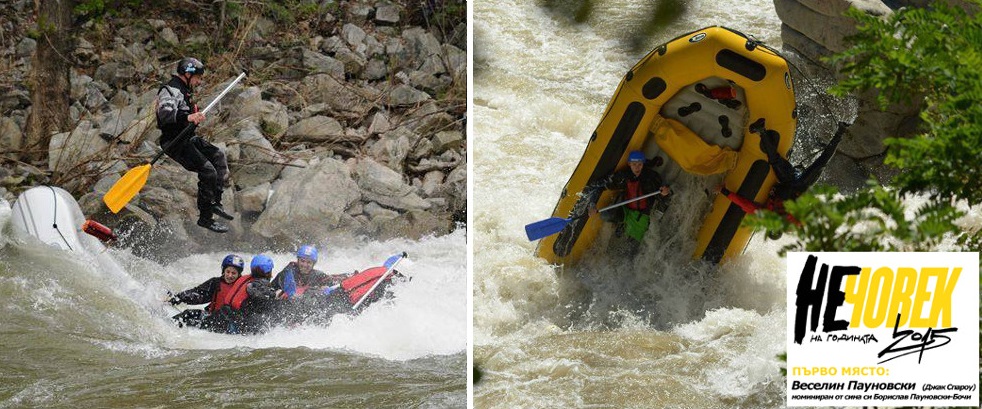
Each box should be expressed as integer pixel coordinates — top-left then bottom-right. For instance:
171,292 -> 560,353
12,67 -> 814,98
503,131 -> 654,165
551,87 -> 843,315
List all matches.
586,150 -> 671,242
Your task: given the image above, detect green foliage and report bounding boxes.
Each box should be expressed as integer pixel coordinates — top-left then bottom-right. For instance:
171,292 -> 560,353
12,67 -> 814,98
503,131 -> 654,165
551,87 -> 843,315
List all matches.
74,0 -> 142,21
744,183 -> 964,256
259,0 -> 325,25
828,1 -> 982,205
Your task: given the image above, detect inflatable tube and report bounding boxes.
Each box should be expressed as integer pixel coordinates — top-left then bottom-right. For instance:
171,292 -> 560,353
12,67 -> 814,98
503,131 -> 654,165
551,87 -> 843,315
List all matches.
11,186 -> 94,253
536,26 -> 797,265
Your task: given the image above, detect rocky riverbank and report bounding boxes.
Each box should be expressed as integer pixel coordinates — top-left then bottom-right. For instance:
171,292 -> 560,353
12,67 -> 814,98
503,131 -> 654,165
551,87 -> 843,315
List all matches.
0,0 -> 466,257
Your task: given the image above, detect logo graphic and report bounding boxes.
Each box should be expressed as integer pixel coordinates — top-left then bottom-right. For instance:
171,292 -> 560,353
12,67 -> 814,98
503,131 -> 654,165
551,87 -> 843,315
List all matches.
689,33 -> 706,43
786,252 -> 979,407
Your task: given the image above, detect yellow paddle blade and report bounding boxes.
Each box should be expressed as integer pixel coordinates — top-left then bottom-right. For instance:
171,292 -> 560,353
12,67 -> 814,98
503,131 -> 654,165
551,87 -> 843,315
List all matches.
103,164 -> 151,213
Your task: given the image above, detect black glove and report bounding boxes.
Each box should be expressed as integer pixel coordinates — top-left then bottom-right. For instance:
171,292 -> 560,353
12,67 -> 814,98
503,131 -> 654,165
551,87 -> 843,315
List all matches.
167,292 -> 181,305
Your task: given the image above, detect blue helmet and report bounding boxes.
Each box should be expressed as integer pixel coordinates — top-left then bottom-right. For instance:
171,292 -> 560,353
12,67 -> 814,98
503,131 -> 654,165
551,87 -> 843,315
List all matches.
628,150 -> 646,163
297,245 -> 318,263
221,254 -> 244,272
250,254 -> 274,277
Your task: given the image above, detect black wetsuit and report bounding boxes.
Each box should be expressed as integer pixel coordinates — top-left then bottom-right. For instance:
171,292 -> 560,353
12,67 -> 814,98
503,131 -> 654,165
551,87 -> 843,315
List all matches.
156,75 -> 228,222
761,122 -> 847,201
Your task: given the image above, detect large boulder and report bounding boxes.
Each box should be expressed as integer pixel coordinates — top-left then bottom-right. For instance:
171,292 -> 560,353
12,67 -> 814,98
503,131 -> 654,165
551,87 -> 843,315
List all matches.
353,157 -> 430,211
283,115 -> 346,143
47,121 -> 108,176
230,123 -> 286,188
251,157 -> 362,241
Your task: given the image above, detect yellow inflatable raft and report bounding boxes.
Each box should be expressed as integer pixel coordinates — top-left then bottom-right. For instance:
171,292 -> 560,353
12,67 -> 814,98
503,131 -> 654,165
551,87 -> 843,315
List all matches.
536,26 -> 797,265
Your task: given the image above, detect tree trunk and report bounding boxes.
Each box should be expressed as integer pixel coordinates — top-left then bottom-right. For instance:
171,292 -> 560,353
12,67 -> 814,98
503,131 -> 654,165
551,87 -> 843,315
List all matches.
23,0 -> 74,164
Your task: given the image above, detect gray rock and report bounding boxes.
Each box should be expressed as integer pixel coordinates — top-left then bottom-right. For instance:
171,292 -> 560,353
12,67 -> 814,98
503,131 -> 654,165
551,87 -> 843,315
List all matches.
342,23 -> 368,47
227,86 -> 266,127
363,59 -> 389,81
369,127 -> 412,171
299,74 -> 364,112
83,83 -> 109,111
237,182 -> 271,213
422,170 -> 444,196
15,37 -> 35,57
346,2 -> 374,23
364,34 -> 385,58
231,123 -> 286,187
117,115 -> 156,145
147,19 -> 166,30
368,111 -> 391,135
160,27 -> 179,45
354,158 -> 430,211
775,0 -> 868,53
410,138 -> 433,160
388,84 -> 430,106
74,38 -> 96,64
375,4 -> 401,23
364,201 -> 400,220
284,115 -> 346,143
432,130 -> 464,153
302,48 -> 345,78
795,0 -> 892,17
319,36 -> 346,54
372,210 -> 448,240
252,157 -> 362,241
47,121 -> 108,175
98,106 -> 140,138
0,117 -> 23,158
409,71 -> 450,94
335,48 -> 367,77
402,27 -> 442,60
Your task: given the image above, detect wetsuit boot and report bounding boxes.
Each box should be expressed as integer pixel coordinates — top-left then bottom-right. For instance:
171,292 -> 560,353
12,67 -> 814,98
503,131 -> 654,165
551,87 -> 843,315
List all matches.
211,204 -> 234,220
197,208 -> 229,233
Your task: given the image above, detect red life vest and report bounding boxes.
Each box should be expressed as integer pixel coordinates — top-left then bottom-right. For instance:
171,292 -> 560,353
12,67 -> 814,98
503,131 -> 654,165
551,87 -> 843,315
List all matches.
625,179 -> 649,211
208,280 -> 235,312
223,275 -> 255,310
341,267 -> 389,305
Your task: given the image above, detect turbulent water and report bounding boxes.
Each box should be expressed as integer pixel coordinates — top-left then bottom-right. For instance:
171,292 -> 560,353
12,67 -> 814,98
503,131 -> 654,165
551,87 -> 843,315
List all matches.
474,1 -> 821,407
0,200 -> 466,408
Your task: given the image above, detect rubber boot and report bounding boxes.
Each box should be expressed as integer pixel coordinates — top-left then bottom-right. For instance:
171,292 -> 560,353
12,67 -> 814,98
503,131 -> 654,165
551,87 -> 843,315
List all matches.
212,204 -> 234,221
197,217 -> 229,233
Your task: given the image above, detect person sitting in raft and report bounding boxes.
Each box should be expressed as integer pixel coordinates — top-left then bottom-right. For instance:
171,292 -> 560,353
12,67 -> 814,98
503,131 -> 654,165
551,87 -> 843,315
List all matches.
585,150 -> 671,241
270,245 -> 351,299
167,254 -> 244,329
214,254 -> 283,334
718,122 -> 849,227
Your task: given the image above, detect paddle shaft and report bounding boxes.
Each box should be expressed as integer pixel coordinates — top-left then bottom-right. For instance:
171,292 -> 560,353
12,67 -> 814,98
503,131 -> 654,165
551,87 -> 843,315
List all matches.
596,190 -> 665,215
352,252 -> 407,310
150,72 -> 248,165
568,190 -> 667,222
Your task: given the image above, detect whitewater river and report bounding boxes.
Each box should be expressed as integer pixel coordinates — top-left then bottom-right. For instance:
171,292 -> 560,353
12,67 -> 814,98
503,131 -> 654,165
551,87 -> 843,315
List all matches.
474,0 -> 815,407
0,200 -> 466,408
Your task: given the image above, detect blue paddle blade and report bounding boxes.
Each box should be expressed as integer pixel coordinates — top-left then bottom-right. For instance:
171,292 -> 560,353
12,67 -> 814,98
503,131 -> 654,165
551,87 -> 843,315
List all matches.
283,270 -> 297,297
383,253 -> 403,268
524,217 -> 574,241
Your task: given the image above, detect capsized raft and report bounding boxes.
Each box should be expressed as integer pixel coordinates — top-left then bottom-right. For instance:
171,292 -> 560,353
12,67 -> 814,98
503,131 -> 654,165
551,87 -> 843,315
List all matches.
536,26 -> 797,265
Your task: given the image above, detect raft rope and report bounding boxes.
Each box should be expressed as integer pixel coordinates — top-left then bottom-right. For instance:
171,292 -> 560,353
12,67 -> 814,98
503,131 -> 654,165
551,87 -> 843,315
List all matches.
48,186 -> 74,252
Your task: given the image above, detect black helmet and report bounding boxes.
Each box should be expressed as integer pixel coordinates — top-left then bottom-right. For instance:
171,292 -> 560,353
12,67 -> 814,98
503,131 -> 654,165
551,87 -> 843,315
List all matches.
176,57 -> 205,76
